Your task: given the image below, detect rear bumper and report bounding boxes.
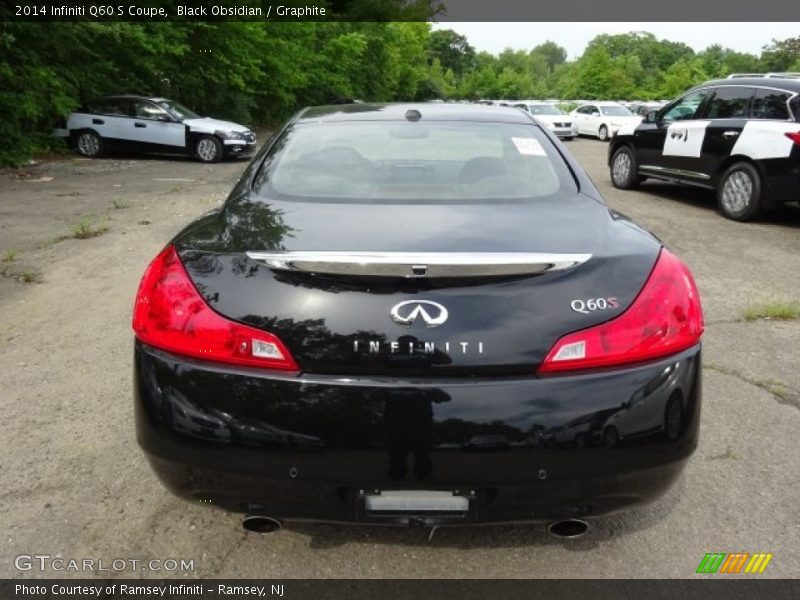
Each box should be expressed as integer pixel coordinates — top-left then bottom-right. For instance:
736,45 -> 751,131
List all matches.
135,342 -> 701,525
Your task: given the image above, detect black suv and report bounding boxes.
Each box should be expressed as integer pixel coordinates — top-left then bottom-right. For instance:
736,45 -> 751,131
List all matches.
608,74 -> 800,221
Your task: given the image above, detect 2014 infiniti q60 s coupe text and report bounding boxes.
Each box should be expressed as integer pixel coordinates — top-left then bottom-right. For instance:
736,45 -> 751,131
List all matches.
132,103 -> 703,533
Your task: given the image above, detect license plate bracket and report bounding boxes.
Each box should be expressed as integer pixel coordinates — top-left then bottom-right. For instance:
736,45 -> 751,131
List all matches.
357,489 -> 477,525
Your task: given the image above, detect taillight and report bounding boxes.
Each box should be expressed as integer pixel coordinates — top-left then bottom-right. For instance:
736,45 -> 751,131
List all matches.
785,132 -> 800,145
539,249 -> 703,374
132,245 -> 299,371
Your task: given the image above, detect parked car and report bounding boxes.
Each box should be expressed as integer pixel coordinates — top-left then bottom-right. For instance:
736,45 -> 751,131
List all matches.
62,95 -> 256,162
513,101 -> 576,139
608,74 -> 800,220
571,101 -> 642,141
133,103 -> 704,529
630,102 -> 666,117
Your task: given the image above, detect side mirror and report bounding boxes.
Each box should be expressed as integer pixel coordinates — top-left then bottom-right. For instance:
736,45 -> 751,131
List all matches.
645,110 -> 658,123
592,111 -> 600,117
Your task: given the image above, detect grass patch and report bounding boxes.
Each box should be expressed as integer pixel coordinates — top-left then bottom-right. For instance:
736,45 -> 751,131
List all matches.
709,446 -> 740,461
743,299 -> 800,321
2,250 -> 17,263
18,270 -> 43,283
1,266 -> 43,284
71,217 -> 109,240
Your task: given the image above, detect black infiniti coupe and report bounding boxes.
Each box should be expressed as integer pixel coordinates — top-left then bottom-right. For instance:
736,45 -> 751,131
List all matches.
133,103 -> 703,533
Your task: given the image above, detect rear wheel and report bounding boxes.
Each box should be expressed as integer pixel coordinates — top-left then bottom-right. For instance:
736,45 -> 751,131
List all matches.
75,130 -> 103,158
195,135 -> 223,163
610,146 -> 642,190
598,125 -> 609,141
717,162 -> 762,221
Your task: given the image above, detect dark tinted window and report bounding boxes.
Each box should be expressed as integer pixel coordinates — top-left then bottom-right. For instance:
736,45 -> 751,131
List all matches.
87,99 -> 129,116
791,96 -> 800,122
661,90 -> 709,122
254,121 -> 576,203
703,87 -> 754,119
751,89 -> 792,120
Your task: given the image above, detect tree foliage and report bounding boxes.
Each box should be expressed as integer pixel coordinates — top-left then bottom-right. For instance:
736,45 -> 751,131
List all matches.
0,21 -> 795,166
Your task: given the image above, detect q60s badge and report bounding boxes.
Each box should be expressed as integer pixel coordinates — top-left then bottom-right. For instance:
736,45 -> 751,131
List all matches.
570,296 -> 619,315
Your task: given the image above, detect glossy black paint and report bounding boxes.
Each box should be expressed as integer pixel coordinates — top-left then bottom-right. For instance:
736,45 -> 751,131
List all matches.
135,342 -> 701,524
136,103 -> 699,525
174,105 -> 662,376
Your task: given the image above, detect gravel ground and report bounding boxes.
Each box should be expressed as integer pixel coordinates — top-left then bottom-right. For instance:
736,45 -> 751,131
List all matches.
1,138 -> 798,579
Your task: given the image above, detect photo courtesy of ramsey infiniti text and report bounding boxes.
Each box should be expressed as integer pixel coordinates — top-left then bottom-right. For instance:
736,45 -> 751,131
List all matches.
132,104 -> 704,532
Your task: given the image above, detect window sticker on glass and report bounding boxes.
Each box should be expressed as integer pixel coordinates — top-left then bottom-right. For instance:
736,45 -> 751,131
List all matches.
512,137 -> 546,156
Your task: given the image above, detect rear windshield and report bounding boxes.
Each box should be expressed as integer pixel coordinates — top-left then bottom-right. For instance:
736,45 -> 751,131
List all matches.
254,121 -> 576,202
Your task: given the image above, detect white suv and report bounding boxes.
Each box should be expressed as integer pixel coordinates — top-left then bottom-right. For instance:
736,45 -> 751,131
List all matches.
62,95 -> 256,163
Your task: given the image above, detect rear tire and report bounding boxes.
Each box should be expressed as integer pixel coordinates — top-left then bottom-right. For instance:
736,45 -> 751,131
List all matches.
717,162 -> 762,221
610,146 -> 642,190
598,125 -> 609,141
195,135 -> 223,163
75,130 -> 104,158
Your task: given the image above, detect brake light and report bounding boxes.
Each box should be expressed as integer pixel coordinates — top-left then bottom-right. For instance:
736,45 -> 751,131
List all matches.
539,249 -> 703,373
785,132 -> 800,145
132,245 -> 298,371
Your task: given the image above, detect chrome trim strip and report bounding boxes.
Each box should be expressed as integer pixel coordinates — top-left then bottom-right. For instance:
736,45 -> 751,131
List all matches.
245,251 -> 592,278
639,165 -> 711,180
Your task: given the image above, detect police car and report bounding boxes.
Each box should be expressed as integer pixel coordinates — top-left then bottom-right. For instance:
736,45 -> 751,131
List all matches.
608,74 -> 800,221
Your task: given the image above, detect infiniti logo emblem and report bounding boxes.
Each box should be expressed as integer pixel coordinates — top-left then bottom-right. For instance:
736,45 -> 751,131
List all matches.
390,300 -> 448,328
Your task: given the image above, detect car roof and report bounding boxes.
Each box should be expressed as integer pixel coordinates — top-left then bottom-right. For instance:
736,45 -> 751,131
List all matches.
694,78 -> 800,92
296,103 -> 534,124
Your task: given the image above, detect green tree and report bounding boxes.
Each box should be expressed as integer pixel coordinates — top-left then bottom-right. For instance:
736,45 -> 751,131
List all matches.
659,57 -> 709,98
531,41 -> 567,73
427,29 -> 476,77
761,37 -> 800,72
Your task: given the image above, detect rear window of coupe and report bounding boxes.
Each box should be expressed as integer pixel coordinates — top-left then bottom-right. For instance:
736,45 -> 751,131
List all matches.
254,121 -> 576,202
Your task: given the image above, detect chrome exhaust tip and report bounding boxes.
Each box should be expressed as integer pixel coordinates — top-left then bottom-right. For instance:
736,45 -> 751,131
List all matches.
548,519 -> 589,539
242,515 -> 282,535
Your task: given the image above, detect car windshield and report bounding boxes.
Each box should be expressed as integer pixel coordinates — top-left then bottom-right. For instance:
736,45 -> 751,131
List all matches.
254,121 -> 576,202
601,106 -> 634,116
156,100 -> 199,120
527,104 -> 563,115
